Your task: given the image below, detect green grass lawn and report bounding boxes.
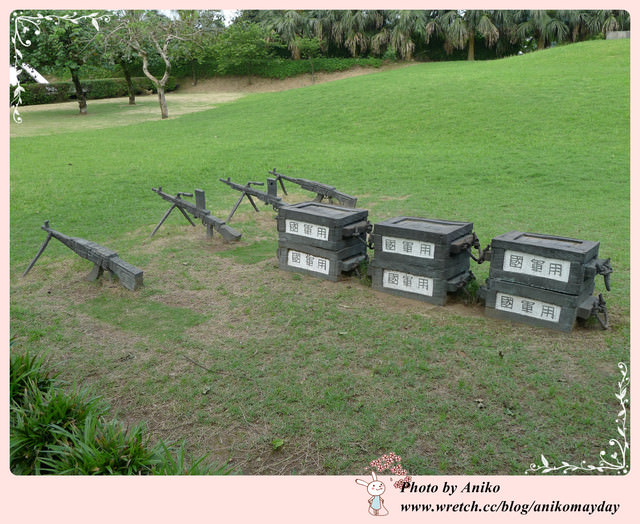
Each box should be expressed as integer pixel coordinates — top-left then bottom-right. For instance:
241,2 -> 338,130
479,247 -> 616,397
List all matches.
9,39 -> 630,475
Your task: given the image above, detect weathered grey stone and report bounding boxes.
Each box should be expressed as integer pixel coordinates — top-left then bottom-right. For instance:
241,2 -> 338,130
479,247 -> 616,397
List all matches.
606,31 -> 630,39
276,201 -> 370,281
368,216 -> 476,305
483,277 -> 596,332
369,262 -> 473,306
277,242 -> 366,281
269,168 -> 358,207
151,187 -> 241,242
24,221 -> 144,291
487,231 -> 600,295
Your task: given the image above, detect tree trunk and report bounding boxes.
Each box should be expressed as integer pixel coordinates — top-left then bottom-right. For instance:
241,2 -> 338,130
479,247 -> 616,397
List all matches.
120,60 -> 136,105
537,35 -> 546,50
191,61 -> 198,86
467,29 -> 476,61
153,37 -> 172,119
139,47 -> 170,119
157,87 -> 169,119
69,68 -> 87,115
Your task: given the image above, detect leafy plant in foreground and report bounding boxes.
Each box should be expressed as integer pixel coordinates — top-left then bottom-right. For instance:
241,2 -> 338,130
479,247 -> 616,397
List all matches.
10,349 -> 57,408
10,381 -> 106,474
40,418 -> 164,475
10,344 -> 234,475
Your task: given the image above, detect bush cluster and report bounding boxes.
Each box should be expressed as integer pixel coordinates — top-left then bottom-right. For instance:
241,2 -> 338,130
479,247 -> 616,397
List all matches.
160,57 -> 383,81
250,57 -> 384,79
14,77 -> 179,106
10,346 -> 231,475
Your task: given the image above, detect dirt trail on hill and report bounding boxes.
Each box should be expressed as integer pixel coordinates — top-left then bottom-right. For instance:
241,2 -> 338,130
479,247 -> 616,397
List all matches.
175,62 -> 413,96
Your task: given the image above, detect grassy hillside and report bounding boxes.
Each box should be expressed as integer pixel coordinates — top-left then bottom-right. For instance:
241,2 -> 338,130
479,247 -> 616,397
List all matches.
9,40 -> 630,475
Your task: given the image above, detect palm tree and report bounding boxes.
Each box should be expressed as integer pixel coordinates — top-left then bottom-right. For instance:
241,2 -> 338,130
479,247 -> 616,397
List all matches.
586,10 -> 630,37
336,10 -> 371,57
321,10 -> 384,57
427,10 -> 499,60
463,10 -> 499,60
491,10 -> 520,57
424,10 -> 447,52
515,10 -> 569,51
381,10 -> 427,60
557,10 -> 592,42
263,10 -> 310,59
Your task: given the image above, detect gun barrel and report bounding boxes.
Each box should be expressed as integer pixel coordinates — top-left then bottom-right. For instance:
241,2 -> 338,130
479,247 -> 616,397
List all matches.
220,177 -> 283,208
274,172 -> 295,183
219,177 -> 243,191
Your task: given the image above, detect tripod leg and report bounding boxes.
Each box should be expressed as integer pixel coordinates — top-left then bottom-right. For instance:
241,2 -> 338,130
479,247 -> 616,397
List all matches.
278,177 -> 288,195
226,194 -> 245,223
246,194 -> 260,212
176,206 -> 197,226
150,205 -> 178,237
23,233 -> 52,276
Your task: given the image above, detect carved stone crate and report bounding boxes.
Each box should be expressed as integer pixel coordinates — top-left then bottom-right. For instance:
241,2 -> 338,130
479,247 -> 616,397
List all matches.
370,216 -> 474,269
277,241 -> 366,281
482,277 -> 597,333
276,202 -> 369,281
481,231 -> 611,332
368,216 -> 475,304
487,231 -> 601,296
276,202 -> 369,251
369,258 -> 472,306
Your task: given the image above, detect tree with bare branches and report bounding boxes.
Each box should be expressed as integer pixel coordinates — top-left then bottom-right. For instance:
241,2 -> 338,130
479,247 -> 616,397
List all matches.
109,10 -> 190,119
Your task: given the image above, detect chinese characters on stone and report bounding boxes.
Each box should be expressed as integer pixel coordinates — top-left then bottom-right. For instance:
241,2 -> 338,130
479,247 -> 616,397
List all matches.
503,250 -> 570,283
287,249 -> 330,275
286,219 -> 329,241
382,236 -> 435,260
496,292 -> 560,322
383,269 -> 433,297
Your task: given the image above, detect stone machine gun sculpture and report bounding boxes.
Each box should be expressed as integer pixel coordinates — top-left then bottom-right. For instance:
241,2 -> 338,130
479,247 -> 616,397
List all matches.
219,177 -> 285,222
150,187 -> 241,242
269,168 -> 358,208
23,220 -> 144,291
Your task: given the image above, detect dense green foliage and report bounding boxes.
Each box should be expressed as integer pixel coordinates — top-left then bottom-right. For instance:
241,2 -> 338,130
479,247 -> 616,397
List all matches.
10,40 -> 630,475
239,9 -> 629,61
12,10 -> 630,86
172,56 -> 384,80
16,77 -> 178,106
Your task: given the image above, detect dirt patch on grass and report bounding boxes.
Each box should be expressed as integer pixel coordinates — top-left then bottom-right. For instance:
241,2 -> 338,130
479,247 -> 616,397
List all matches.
11,63 -> 413,138
176,62 -> 413,95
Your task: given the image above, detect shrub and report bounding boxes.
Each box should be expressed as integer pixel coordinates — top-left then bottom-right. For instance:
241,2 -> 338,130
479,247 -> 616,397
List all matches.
245,57 -> 384,79
10,381 -> 107,474
13,77 -> 179,107
10,350 -> 57,408
40,418 -> 167,475
39,418 -> 234,475
9,345 -> 232,475
175,57 -> 385,81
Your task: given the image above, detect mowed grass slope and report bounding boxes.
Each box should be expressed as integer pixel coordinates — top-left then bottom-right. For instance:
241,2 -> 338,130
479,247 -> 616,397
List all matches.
10,40 -> 629,475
